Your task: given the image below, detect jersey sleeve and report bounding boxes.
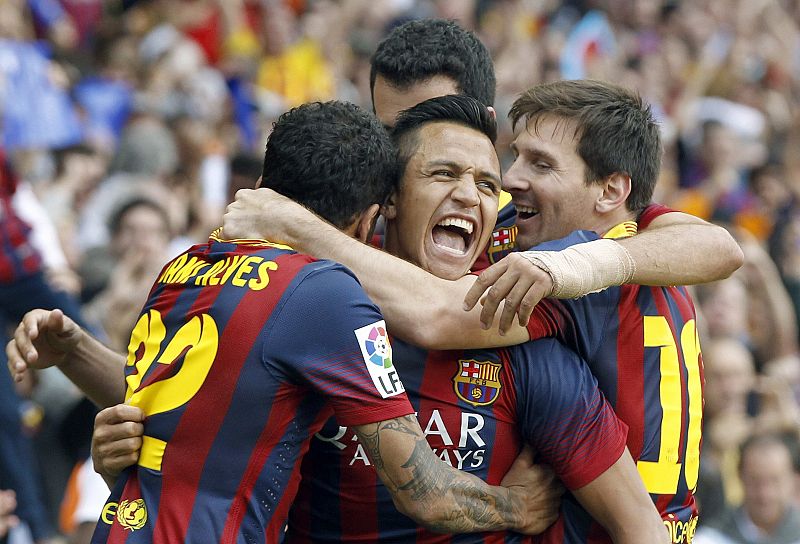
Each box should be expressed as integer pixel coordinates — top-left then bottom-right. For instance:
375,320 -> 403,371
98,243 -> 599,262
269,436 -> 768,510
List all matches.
510,339 -> 628,490
265,262 -> 414,427
638,202 -> 676,229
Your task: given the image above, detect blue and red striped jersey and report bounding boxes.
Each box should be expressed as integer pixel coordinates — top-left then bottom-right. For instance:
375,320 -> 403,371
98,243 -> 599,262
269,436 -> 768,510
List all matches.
525,221 -> 702,544
286,337 -> 627,543
91,235 -> 413,544
0,148 -> 42,283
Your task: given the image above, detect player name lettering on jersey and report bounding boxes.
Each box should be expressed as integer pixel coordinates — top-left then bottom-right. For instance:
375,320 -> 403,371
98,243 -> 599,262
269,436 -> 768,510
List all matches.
157,251 -> 278,291
316,409 -> 487,469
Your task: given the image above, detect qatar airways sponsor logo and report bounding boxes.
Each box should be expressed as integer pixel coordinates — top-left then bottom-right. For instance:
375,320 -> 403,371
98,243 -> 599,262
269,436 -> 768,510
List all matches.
315,409 -> 487,470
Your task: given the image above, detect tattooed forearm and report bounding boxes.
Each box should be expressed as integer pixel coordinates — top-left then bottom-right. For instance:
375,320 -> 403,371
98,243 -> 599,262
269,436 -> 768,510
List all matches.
354,415 -> 526,534
398,438 -> 456,500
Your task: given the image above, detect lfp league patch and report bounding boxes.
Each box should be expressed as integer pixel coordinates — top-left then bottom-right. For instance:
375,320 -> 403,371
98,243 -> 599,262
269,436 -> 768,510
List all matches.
354,321 -> 405,399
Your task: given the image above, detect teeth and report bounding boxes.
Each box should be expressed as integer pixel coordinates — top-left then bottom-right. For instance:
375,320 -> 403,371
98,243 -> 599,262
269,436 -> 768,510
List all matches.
437,217 -> 474,234
516,205 -> 537,214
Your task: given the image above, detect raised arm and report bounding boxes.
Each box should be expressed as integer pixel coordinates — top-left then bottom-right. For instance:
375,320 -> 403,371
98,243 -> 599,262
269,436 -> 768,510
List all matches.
222,188 -> 530,350
465,210 -> 744,332
572,448 -> 669,543
352,415 -> 558,534
621,211 -> 743,285
6,309 -> 126,407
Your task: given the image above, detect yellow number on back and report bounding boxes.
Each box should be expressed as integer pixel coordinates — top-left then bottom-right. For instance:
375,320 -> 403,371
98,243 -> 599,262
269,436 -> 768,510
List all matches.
125,310 -> 219,470
638,316 -> 703,495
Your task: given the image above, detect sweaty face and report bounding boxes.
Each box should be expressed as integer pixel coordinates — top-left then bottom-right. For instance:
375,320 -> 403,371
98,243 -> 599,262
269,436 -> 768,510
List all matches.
503,115 -> 603,250
372,75 -> 459,129
385,122 -> 500,280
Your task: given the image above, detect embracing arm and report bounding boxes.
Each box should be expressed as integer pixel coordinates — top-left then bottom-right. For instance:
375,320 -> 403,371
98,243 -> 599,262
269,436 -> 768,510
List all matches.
6,309 -> 127,407
353,415 -> 555,534
621,211 -> 743,285
222,188 -> 530,349
572,448 -> 668,543
465,210 -> 744,332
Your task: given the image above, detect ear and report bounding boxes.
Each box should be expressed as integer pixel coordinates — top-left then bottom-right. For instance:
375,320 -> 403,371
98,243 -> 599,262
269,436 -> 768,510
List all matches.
595,172 -> 631,214
255,176 -> 263,189
487,106 -> 497,120
381,191 -> 398,220
355,203 -> 381,243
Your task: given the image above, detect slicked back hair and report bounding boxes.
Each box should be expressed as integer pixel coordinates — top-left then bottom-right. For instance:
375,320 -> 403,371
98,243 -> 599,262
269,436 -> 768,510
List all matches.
391,94 -> 497,181
510,80 -> 661,213
261,101 -> 397,229
370,19 -> 495,108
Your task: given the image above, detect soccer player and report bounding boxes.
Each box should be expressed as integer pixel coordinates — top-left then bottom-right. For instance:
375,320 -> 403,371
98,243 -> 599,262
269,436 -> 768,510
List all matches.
9,101 -> 553,543
92,94 -> 667,543
221,81 -> 723,544
366,18 -> 740,282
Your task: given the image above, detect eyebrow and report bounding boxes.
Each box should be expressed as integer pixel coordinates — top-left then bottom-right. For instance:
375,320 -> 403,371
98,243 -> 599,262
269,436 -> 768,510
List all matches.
513,142 -> 560,167
426,160 -> 502,186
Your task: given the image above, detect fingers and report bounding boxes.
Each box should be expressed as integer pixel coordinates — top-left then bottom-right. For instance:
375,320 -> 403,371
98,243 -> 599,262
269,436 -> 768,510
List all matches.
516,282 -> 550,328
479,270 -> 523,331
463,261 -> 507,311
497,281 -> 535,335
6,339 -> 27,383
96,404 -> 146,426
92,405 -> 146,479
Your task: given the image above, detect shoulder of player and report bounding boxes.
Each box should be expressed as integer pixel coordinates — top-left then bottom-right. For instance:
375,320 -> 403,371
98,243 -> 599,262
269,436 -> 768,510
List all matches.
281,258 -> 373,306
507,337 -> 587,376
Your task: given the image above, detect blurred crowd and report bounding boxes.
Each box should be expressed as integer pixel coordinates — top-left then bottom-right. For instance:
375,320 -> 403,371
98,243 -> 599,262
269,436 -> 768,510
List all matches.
1,0 -> 800,543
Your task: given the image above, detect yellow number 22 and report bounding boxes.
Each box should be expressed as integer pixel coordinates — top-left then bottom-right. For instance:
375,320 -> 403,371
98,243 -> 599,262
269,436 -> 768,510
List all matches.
124,309 -> 219,471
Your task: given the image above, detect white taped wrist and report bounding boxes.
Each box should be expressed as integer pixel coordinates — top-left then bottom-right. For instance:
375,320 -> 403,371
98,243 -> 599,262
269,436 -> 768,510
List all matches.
519,239 -> 636,298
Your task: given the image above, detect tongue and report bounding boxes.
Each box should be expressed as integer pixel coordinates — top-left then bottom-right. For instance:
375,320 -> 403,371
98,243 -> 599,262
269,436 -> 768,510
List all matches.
432,226 -> 466,253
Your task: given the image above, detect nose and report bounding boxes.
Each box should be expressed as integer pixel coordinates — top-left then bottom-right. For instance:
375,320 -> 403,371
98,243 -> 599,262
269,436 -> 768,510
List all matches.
451,178 -> 481,207
502,157 -> 526,193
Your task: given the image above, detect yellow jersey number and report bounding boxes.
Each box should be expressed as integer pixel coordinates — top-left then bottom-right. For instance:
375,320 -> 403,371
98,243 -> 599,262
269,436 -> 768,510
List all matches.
638,317 -> 703,494
124,310 -> 219,471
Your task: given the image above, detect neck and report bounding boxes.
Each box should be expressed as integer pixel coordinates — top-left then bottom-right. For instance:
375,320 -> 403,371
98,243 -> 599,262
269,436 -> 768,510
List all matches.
592,209 -> 637,237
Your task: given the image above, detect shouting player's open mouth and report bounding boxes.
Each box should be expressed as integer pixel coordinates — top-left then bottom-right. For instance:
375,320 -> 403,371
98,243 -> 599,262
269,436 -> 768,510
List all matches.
424,212 -> 482,279
431,216 -> 475,254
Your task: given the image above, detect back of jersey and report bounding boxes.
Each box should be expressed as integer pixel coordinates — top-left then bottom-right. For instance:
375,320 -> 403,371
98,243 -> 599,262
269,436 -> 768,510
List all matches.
92,237 -> 330,544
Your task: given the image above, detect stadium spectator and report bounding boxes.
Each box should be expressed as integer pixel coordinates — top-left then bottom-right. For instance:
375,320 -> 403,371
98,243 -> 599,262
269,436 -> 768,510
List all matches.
694,434 -> 800,544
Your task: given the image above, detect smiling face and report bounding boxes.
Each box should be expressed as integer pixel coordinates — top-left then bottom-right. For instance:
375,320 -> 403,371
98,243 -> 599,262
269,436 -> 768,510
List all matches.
384,122 -> 500,280
503,115 -> 604,250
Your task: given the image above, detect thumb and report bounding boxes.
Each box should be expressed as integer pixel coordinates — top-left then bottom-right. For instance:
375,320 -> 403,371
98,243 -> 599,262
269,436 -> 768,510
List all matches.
47,308 -> 66,333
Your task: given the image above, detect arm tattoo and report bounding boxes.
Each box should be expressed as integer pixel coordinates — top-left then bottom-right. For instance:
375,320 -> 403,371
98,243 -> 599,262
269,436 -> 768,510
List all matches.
358,415 -> 522,533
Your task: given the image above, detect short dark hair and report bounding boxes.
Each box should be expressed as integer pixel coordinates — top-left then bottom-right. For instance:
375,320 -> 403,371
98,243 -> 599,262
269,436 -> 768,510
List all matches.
509,80 -> 662,213
391,94 -> 497,180
261,101 -> 397,229
370,19 -> 495,107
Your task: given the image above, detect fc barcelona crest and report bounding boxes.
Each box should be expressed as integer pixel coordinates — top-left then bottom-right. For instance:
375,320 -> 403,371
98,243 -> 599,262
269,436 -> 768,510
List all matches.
488,226 -> 518,264
453,359 -> 502,406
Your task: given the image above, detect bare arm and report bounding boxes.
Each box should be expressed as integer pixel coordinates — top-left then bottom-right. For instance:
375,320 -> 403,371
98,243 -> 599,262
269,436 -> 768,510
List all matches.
571,448 -> 669,543
6,309 -> 126,407
222,188 -> 530,349
465,211 -> 744,332
621,211 -> 743,285
353,415 -> 557,534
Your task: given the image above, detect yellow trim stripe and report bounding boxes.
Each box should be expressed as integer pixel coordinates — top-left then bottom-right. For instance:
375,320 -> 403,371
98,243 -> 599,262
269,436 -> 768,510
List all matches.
602,221 -> 638,240
209,227 -> 293,250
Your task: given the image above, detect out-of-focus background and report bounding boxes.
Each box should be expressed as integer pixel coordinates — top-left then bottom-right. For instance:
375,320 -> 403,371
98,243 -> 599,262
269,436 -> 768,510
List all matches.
1,1 -> 799,543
